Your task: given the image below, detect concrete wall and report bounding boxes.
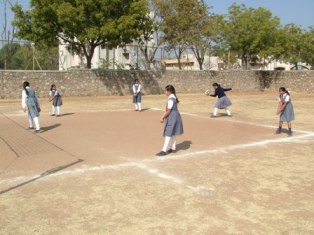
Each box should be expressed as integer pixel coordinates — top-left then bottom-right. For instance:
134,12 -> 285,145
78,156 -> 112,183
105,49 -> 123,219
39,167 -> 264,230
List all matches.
0,70 -> 313,99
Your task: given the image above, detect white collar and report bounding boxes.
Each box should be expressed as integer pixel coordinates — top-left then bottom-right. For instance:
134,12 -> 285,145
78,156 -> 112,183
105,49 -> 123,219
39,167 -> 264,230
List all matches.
168,94 -> 176,99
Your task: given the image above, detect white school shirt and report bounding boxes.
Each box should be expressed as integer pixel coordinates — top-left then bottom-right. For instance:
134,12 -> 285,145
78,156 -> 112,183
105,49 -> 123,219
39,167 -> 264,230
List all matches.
278,93 -> 290,102
167,94 -> 176,109
49,90 -> 59,97
132,84 -> 141,93
21,89 -> 27,109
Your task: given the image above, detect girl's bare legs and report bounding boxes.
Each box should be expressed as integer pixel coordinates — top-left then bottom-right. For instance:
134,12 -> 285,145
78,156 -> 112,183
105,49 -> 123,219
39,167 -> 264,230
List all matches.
287,121 -> 292,136
276,121 -> 283,134
276,121 -> 292,136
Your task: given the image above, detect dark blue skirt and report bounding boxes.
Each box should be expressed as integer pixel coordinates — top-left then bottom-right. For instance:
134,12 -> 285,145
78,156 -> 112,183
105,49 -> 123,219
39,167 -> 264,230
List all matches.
133,92 -> 142,103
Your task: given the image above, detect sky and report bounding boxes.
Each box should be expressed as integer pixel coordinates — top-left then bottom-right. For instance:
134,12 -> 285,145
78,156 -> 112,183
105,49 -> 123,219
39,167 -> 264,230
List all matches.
205,0 -> 314,28
0,0 -> 313,32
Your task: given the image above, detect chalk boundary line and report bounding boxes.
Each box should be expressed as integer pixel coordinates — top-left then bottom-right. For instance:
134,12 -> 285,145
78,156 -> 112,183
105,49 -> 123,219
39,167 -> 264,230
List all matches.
1,109 -> 314,196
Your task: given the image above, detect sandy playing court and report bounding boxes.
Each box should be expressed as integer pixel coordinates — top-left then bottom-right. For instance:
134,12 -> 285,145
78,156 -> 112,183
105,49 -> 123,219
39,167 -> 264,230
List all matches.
0,92 -> 314,234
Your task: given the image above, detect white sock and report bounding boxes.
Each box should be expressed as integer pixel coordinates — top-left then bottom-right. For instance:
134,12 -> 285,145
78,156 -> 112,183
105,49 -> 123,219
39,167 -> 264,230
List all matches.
33,117 -> 40,130
28,116 -> 33,128
138,103 -> 141,111
213,108 -> 218,116
56,106 -> 61,115
52,106 -> 55,115
170,136 -> 176,150
162,136 -> 171,152
225,108 -> 231,116
134,104 -> 138,110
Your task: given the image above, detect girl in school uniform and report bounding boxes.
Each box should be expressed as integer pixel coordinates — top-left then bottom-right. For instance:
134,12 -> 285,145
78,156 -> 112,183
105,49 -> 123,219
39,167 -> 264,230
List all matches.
21,81 -> 41,132
156,85 -> 184,157
49,84 -> 63,116
209,83 -> 232,117
276,87 -> 295,136
132,79 -> 142,111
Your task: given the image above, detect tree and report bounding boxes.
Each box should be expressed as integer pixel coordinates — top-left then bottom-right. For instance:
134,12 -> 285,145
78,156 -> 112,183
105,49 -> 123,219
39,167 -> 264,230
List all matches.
155,0 -> 209,70
9,44 -> 33,69
301,27 -> 314,68
27,44 -> 59,70
224,4 -> 280,69
0,42 -> 20,69
134,0 -> 162,70
185,1 -> 211,70
188,13 -> 225,70
269,24 -> 314,69
12,0 -> 150,69
0,43 -> 59,70
273,24 -> 304,67
1,0 -> 16,70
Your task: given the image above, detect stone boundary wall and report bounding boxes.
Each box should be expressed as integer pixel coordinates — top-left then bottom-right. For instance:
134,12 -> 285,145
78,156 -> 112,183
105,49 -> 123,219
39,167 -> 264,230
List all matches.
0,70 -> 313,99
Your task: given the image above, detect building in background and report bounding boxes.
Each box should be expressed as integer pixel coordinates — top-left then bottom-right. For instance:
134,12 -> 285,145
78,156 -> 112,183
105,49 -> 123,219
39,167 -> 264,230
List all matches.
58,43 -> 143,71
58,43 -> 311,71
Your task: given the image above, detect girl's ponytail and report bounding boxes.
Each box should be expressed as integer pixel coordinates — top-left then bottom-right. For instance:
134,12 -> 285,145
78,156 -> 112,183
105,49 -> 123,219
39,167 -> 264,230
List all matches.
279,87 -> 290,96
50,84 -> 55,91
23,81 -> 30,96
165,85 -> 179,103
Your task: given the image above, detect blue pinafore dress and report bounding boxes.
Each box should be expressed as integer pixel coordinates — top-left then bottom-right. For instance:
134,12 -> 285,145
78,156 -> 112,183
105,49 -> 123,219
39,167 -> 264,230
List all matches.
26,87 -> 40,118
163,97 -> 184,137
280,94 -> 295,122
133,84 -> 142,103
51,90 -> 63,107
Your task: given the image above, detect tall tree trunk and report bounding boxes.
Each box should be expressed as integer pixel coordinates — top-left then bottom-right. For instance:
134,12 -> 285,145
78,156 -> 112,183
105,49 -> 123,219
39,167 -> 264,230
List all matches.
242,55 -> 248,70
199,62 -> 203,70
177,57 -> 182,70
174,46 -> 184,70
82,44 -> 95,69
192,46 -> 206,71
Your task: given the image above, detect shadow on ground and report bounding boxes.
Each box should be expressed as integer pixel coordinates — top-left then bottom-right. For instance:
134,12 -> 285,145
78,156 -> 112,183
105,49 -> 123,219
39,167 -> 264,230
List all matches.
177,140 -> 192,152
0,159 -> 83,195
41,123 -> 61,132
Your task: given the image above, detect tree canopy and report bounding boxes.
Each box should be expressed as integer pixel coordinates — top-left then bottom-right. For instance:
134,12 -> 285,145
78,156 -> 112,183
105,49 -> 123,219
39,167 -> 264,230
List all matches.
0,43 -> 59,70
224,4 -> 281,69
9,1 -> 314,70
154,0 -> 211,70
301,27 -> 314,67
12,0 -> 150,68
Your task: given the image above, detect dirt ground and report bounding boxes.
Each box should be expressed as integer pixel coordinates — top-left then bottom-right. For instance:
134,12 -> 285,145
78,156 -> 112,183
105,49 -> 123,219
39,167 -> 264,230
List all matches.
0,91 -> 314,235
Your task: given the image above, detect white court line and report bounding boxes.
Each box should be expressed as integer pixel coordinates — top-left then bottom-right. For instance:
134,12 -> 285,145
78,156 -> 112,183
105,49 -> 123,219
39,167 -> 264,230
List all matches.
151,107 -> 314,134
1,131 -> 313,192
2,109 -> 314,195
0,162 -> 138,186
131,161 -> 215,196
0,161 -> 215,196
132,162 -> 183,185
152,132 -> 314,162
